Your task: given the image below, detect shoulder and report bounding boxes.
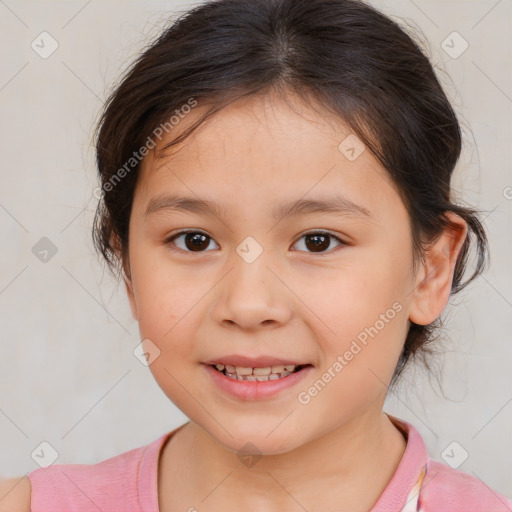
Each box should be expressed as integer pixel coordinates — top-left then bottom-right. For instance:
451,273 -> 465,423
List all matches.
421,459 -> 512,511
27,442 -> 151,511
0,476 -> 31,512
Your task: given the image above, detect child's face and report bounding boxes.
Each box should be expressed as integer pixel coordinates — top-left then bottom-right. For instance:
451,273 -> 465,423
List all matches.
125,92 -> 422,453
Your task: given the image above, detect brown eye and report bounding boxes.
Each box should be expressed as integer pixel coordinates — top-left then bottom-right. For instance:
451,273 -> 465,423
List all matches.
293,231 -> 344,254
166,231 -> 219,252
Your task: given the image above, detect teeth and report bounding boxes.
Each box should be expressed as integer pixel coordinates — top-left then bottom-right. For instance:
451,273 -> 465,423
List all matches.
225,371 -> 292,381
235,366 -> 253,376
253,367 -> 272,376
214,364 -> 299,374
212,363 -> 306,381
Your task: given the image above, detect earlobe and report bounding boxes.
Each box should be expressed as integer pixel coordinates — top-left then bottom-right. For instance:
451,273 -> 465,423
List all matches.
408,212 -> 468,326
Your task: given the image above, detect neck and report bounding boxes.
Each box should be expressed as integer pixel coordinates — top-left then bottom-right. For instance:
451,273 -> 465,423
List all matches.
160,409 -> 407,512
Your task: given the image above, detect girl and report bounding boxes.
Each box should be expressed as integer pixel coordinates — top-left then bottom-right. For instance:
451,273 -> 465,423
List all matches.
2,0 -> 511,510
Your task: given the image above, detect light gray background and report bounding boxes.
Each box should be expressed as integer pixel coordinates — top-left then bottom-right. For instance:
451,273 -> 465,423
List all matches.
1,0 -> 511,501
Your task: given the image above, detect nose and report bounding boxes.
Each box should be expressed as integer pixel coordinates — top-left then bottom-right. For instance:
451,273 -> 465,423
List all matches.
210,251 -> 293,331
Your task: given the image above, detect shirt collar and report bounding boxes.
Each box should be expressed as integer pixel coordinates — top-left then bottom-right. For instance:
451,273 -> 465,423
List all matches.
369,413 -> 429,512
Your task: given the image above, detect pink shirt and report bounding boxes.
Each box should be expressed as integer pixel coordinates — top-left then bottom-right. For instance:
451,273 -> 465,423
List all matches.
28,414 -> 512,511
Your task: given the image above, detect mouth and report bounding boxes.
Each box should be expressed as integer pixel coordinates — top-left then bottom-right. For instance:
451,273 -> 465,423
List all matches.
203,359 -> 315,400
208,363 -> 312,382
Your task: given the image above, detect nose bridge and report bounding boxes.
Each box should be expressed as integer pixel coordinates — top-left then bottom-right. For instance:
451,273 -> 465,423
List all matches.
211,236 -> 291,328
229,236 -> 276,300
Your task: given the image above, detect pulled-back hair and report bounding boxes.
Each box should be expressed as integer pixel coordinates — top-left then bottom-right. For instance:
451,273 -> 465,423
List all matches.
93,0 -> 489,389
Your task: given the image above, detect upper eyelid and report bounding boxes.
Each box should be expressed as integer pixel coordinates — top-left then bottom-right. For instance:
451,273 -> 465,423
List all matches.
166,228 -> 344,240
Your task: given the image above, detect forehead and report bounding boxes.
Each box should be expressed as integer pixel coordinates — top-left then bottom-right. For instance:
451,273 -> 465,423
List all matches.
149,92 -> 353,165
134,92 -> 401,221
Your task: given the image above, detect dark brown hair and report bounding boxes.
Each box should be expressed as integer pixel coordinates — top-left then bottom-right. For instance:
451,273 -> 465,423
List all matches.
92,0 -> 489,389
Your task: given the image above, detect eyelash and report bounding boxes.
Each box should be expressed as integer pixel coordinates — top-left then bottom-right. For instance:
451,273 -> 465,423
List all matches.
164,229 -> 347,255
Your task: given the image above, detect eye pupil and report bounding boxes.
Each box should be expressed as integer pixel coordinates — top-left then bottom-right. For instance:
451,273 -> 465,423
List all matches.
305,234 -> 329,252
185,233 -> 209,251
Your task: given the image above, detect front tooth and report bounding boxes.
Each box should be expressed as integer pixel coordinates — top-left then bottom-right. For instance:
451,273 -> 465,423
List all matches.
271,365 -> 285,373
235,366 -> 253,376
253,367 -> 272,376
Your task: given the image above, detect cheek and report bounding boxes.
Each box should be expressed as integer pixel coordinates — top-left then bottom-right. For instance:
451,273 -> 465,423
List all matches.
130,249 -> 201,346
132,266 -> 203,403
304,251 -> 410,378
294,271 -> 408,424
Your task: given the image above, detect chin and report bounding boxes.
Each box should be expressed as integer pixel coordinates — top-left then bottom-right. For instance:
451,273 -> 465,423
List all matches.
204,416 -> 305,456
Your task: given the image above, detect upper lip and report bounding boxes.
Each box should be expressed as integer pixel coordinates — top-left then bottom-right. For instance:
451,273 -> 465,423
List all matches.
203,355 -> 311,368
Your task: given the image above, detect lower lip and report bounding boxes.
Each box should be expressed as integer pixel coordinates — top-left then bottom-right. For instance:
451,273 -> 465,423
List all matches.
203,364 -> 314,401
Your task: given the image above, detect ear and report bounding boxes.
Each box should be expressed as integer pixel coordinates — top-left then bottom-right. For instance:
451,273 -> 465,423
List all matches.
408,211 -> 468,326
113,232 -> 138,320
124,273 -> 138,320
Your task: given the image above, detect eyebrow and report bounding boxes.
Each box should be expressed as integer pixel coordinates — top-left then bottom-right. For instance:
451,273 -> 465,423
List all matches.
144,193 -> 373,221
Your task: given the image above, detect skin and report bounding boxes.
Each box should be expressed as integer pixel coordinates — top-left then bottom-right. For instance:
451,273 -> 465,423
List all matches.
123,91 -> 467,512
